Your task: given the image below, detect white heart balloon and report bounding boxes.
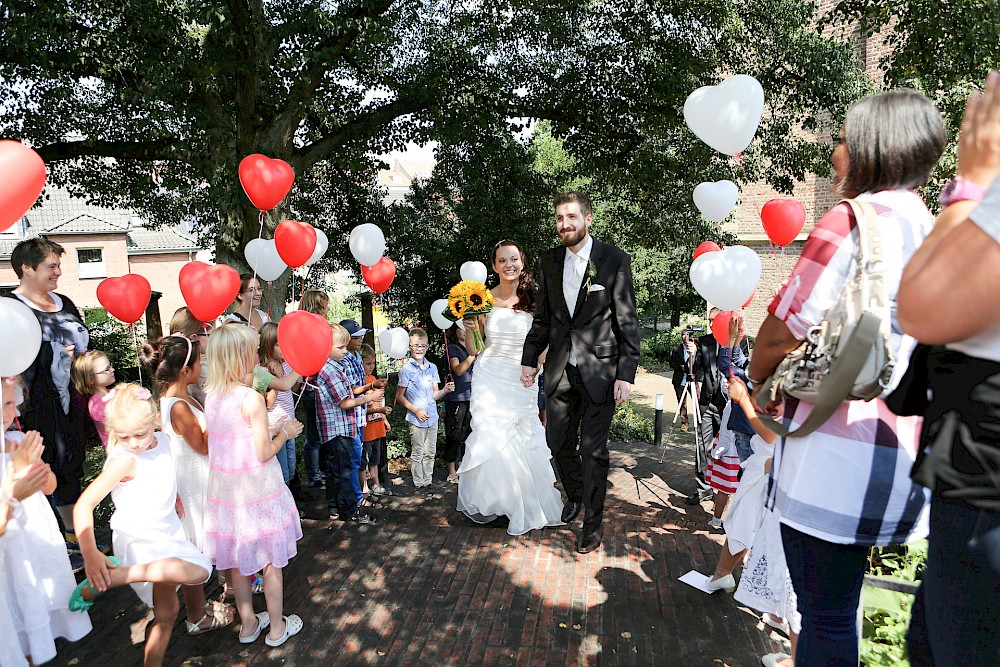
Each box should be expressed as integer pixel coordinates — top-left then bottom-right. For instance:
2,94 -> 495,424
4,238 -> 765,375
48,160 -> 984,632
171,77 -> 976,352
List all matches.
305,229 -> 329,267
0,297 -> 42,377
460,261 -> 488,284
349,224 -> 386,267
684,75 -> 765,156
693,180 -> 740,223
689,245 -> 761,311
430,298 -> 453,330
244,238 -> 287,282
378,327 -> 410,359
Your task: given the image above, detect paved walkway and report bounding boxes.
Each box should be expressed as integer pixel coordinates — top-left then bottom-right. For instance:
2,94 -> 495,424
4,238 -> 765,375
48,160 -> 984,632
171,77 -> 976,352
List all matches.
50,372 -> 789,666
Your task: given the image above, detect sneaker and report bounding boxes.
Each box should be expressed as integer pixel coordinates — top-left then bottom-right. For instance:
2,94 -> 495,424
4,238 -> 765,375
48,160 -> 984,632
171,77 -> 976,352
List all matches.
68,550 -> 85,574
348,512 -> 375,524
709,517 -> 723,529
308,479 -> 325,489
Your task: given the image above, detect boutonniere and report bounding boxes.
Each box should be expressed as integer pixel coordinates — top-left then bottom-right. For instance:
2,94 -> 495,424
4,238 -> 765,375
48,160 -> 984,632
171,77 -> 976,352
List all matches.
584,259 -> 598,300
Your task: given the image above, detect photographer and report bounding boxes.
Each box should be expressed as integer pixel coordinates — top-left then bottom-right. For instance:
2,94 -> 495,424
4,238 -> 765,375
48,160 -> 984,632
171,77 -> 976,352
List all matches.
669,329 -> 699,430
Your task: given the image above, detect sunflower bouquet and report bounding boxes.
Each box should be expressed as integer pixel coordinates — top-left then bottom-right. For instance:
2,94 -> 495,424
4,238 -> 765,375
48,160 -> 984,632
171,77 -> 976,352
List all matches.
443,280 -> 494,352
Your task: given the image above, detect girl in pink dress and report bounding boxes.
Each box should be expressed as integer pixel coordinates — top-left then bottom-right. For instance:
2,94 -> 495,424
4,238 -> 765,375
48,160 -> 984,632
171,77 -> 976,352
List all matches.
203,323 -> 305,647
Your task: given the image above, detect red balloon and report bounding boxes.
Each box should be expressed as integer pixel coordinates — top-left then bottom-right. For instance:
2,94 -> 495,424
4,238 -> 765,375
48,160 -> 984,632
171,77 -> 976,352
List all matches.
96,275 -> 152,324
179,262 -> 241,323
760,199 -> 806,246
274,220 -> 317,269
693,241 -> 722,261
0,141 -> 47,233
712,311 -> 737,347
238,154 -> 295,211
277,311 -> 333,377
743,289 -> 755,308
361,257 -> 396,294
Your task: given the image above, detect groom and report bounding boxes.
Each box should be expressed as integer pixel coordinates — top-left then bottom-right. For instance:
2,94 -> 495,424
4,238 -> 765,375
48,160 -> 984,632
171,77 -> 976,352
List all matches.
521,191 -> 641,554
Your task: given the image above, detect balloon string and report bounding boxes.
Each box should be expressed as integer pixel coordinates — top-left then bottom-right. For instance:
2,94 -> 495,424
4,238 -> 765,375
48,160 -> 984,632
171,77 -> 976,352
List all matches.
132,324 -> 144,387
293,377 -> 315,411
250,209 -> 266,289
768,239 -> 788,283
443,331 -> 452,383
298,267 -> 310,309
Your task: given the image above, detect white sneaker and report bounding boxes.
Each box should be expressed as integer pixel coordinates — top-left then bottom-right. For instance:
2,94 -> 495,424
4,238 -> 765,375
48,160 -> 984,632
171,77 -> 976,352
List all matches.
761,653 -> 792,667
709,517 -> 723,529
704,573 -> 736,593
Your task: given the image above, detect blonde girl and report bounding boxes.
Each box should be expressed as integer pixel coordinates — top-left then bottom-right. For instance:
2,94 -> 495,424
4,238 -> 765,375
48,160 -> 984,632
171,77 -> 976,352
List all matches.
71,383 -> 211,667
70,350 -> 116,450
1,377 -> 92,665
203,324 -> 304,646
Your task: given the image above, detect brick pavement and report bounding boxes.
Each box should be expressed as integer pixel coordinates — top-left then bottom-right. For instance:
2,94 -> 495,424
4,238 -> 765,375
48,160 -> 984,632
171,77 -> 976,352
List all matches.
49,428 -> 790,667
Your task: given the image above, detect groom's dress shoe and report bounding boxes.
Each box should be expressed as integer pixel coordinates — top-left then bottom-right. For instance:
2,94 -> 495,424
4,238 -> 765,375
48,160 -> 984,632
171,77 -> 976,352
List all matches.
576,527 -> 603,554
561,501 -> 581,523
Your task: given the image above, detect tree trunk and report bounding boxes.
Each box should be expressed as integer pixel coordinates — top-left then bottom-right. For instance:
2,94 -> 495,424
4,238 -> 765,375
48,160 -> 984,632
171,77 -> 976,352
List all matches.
670,295 -> 681,328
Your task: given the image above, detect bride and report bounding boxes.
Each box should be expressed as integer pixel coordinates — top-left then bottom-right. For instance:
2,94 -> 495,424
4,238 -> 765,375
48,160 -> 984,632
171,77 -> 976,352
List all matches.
456,240 -> 565,535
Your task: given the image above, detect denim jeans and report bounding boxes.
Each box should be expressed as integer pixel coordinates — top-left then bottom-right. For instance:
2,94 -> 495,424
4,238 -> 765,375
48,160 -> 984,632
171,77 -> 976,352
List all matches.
781,523 -> 869,667
907,497 -> 1000,666
322,436 -> 357,518
275,437 -> 297,483
350,432 -> 364,503
733,431 -> 754,463
304,437 -> 323,483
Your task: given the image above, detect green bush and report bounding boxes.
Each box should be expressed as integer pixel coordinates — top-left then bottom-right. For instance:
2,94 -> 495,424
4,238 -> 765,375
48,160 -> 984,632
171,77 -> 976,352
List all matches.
861,540 -> 928,667
608,400 -> 654,444
82,307 -> 144,382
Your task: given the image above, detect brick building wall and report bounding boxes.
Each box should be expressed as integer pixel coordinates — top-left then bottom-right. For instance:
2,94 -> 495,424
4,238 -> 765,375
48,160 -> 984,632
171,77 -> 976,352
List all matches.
129,251 -> 200,331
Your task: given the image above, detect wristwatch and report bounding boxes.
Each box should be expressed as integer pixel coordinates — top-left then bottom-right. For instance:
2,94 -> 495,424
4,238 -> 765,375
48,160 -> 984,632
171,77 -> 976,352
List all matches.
939,177 -> 986,208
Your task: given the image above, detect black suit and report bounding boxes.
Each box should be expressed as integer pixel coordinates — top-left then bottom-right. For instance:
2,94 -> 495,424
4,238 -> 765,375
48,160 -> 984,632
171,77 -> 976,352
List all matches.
521,238 -> 641,535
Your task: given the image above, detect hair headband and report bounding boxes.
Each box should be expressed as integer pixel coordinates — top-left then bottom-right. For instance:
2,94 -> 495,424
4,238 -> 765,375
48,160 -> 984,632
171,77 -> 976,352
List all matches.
168,333 -> 194,368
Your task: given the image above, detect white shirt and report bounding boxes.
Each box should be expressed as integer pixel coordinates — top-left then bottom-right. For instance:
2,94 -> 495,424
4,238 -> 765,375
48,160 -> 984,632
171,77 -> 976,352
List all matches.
563,235 -> 593,366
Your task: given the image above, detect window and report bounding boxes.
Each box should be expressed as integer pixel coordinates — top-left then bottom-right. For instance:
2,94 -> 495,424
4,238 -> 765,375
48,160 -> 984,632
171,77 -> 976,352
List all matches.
77,248 -> 106,279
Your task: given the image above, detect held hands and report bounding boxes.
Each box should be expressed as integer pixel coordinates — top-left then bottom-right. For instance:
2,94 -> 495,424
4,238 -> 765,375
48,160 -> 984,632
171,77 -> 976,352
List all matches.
520,366 -> 537,388
957,70 -> 1000,188
281,419 -> 304,440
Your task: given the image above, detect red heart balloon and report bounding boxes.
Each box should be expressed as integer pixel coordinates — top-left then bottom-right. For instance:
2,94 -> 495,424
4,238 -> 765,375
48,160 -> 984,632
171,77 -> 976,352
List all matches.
277,311 -> 333,377
0,141 -> 47,233
238,154 -> 295,211
742,289 -> 755,309
760,199 -> 806,247
97,274 -> 152,324
361,257 -> 396,294
274,220 -> 317,269
179,262 -> 241,323
712,310 -> 737,347
693,241 -> 722,261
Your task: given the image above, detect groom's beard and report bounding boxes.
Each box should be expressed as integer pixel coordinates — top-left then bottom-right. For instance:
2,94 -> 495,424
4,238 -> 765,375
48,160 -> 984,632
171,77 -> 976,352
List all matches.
559,228 -> 585,247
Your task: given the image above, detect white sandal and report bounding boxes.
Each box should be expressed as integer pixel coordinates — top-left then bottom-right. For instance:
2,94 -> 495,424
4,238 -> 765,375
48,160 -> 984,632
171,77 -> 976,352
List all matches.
186,601 -> 235,635
265,614 -> 303,647
239,611 -> 270,644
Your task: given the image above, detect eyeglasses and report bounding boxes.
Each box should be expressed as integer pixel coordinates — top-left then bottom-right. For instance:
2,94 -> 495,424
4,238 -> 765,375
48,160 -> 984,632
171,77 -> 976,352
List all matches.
96,365 -> 115,375
410,344 -> 428,351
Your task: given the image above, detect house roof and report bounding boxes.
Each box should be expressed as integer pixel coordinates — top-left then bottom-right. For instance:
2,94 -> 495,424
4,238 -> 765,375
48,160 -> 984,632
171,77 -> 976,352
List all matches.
0,187 -> 201,258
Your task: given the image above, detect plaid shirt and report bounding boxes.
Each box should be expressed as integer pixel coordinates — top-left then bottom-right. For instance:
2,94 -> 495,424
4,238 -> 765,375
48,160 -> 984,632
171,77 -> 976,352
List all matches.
342,351 -> 367,428
766,190 -> 931,546
315,358 -> 356,441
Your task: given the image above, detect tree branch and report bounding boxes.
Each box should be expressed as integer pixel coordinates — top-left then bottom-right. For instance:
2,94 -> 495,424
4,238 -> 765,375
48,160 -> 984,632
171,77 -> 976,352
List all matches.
35,138 -> 193,164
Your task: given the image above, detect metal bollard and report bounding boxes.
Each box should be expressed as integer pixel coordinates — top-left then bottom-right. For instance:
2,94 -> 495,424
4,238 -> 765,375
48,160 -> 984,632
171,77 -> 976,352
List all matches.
654,393 -> 663,450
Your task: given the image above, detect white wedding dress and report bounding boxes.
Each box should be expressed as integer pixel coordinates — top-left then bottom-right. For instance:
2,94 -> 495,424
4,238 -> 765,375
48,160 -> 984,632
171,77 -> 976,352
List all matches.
457,308 -> 566,535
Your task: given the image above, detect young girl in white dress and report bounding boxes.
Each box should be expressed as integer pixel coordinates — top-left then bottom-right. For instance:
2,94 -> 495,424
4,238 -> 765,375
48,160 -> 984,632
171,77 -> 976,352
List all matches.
142,334 -> 235,635
70,383 -> 212,667
1,377 -> 92,665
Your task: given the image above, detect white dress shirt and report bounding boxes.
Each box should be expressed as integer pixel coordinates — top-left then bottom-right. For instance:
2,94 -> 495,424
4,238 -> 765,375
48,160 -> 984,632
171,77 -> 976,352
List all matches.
563,235 -> 593,366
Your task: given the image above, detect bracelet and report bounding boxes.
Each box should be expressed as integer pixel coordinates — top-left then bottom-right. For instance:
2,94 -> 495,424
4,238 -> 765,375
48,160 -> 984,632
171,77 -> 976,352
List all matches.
280,426 -> 289,438
747,375 -> 766,385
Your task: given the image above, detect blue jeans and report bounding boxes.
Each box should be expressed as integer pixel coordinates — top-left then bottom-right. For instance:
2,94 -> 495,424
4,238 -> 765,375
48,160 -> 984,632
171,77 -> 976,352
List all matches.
350,432 -> 364,503
781,523 -> 869,667
322,436 -> 357,518
275,437 -> 297,483
733,431 -> 754,462
304,437 -> 323,483
907,497 -> 1000,666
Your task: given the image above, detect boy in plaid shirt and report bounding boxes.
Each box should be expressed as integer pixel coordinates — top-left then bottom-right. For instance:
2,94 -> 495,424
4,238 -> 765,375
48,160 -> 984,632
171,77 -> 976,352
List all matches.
316,323 -> 385,524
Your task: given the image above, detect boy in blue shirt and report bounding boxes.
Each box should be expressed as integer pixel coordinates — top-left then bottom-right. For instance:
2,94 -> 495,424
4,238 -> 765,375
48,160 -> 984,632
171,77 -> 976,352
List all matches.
395,328 -> 454,489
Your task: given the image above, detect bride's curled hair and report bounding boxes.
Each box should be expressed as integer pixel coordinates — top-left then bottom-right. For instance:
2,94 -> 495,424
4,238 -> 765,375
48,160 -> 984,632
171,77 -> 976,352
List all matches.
492,240 -> 537,314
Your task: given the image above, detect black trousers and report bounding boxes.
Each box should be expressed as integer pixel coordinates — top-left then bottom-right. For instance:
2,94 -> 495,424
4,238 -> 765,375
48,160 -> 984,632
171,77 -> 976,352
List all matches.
545,365 -> 615,535
322,436 -> 357,518
442,400 -> 472,464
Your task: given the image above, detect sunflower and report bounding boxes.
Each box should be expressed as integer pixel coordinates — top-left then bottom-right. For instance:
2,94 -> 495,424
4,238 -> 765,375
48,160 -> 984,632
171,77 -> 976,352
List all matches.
450,280 -> 483,299
468,284 -> 489,309
448,295 -> 467,319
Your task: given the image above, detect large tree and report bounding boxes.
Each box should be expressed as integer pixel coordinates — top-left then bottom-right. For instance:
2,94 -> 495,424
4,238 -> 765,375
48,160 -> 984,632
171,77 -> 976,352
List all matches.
2,0 -> 868,314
